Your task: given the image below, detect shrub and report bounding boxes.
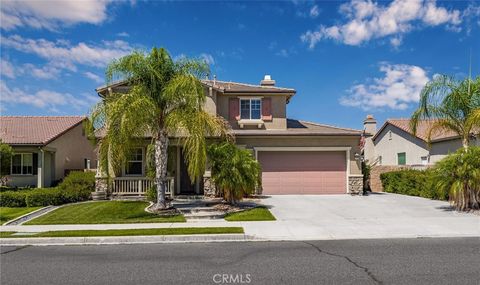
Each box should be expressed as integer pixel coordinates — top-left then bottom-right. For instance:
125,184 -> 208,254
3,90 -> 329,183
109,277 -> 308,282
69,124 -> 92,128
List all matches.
58,171 -> 95,192
61,186 -> 92,203
207,142 -> 262,204
25,188 -> 64,207
380,169 -> 447,200
0,191 -> 28,207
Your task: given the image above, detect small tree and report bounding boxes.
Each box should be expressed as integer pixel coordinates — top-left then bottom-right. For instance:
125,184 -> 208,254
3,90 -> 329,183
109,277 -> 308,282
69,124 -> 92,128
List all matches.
0,141 -> 13,186
434,147 -> 480,211
207,142 -> 261,204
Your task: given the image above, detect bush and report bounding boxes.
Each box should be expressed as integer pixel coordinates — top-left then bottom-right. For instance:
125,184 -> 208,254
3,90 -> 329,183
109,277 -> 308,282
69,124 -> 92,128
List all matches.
207,142 -> 262,204
0,191 -> 28,207
58,171 -> 95,192
380,169 -> 447,200
25,188 -> 64,207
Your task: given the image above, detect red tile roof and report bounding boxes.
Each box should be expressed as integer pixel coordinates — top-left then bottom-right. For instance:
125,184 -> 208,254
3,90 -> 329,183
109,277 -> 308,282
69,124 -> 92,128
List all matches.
373,119 -> 459,142
0,116 -> 86,145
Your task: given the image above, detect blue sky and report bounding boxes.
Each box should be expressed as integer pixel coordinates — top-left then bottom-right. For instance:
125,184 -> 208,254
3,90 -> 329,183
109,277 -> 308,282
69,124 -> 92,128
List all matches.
1,0 -> 479,129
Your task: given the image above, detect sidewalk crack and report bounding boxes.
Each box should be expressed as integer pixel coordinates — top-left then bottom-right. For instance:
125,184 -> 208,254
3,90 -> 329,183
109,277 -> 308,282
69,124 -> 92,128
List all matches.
302,241 -> 382,285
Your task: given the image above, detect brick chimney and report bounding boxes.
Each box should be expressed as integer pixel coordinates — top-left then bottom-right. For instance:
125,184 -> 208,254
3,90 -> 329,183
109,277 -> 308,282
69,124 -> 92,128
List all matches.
260,75 -> 275,86
363,114 -> 377,135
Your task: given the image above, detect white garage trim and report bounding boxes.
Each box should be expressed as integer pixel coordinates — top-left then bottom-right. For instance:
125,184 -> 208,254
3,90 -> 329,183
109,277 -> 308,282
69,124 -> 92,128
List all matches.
253,146 -> 351,194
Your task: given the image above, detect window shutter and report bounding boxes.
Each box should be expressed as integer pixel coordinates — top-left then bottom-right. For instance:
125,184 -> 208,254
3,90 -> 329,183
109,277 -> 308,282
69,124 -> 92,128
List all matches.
32,153 -> 38,175
261,97 -> 272,121
229,98 -> 240,121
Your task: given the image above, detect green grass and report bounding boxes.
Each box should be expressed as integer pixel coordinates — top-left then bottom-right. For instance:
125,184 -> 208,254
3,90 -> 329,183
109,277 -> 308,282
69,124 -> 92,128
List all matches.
225,207 -> 276,221
0,227 -> 244,238
25,201 -> 186,225
0,231 -> 16,238
0,207 -> 42,224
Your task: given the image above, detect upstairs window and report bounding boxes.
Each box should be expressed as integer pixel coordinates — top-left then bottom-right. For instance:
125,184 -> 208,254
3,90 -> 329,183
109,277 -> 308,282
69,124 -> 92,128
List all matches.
240,99 -> 261,120
125,148 -> 143,176
11,153 -> 33,175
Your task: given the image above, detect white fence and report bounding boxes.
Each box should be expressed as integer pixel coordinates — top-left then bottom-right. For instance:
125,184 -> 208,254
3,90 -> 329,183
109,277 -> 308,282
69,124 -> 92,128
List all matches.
112,177 -> 174,196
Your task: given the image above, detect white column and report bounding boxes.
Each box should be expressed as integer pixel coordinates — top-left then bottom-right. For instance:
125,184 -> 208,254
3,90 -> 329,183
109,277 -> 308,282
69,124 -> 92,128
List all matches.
37,149 -> 44,188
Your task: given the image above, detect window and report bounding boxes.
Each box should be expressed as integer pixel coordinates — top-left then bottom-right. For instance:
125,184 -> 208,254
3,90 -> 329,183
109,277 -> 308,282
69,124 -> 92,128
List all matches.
11,153 -> 33,175
240,99 -> 261,120
125,148 -> 143,176
397,152 -> 406,165
421,156 -> 428,165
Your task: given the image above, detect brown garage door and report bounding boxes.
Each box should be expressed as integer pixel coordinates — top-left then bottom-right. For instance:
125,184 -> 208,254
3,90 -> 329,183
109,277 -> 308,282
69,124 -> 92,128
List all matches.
258,151 -> 346,195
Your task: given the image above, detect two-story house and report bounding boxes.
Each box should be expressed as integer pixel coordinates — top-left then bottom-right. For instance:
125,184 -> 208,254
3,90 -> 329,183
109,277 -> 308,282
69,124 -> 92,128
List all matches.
95,75 -> 363,196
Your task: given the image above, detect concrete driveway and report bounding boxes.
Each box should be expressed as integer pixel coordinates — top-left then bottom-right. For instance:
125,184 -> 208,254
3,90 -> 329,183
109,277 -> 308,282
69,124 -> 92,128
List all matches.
243,193 -> 480,240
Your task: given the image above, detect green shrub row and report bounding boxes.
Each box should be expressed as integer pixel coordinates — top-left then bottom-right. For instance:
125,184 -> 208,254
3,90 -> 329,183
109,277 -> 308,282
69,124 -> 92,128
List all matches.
0,171 -> 94,207
380,169 -> 448,200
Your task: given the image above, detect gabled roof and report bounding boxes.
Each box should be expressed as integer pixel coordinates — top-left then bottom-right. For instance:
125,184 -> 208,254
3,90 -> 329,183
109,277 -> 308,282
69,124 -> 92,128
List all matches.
0,116 -> 86,145
95,79 -> 296,99
372,119 -> 459,142
201,80 -> 296,94
233,119 -> 362,136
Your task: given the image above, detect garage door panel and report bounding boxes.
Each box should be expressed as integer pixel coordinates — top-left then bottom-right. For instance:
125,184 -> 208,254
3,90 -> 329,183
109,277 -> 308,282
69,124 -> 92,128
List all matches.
258,151 -> 346,195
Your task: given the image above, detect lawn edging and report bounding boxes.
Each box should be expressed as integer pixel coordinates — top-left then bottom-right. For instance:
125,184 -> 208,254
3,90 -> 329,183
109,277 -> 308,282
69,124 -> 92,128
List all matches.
2,206 -> 52,226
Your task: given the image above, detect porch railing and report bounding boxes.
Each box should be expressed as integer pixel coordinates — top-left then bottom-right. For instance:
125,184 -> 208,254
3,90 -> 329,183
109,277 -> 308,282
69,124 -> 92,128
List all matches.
112,177 -> 174,197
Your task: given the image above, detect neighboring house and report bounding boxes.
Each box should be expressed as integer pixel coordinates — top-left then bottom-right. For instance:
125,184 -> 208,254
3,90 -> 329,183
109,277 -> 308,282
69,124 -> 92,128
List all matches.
362,116 -> 479,166
0,116 -> 96,188
95,75 -> 363,196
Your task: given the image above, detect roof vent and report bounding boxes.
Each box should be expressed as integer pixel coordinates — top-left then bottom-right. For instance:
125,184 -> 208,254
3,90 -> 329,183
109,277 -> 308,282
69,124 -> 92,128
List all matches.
260,75 -> 275,86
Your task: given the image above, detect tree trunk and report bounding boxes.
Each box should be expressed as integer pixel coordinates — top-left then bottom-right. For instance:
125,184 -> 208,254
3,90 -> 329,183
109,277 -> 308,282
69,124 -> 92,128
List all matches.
462,137 -> 469,149
153,130 -> 169,210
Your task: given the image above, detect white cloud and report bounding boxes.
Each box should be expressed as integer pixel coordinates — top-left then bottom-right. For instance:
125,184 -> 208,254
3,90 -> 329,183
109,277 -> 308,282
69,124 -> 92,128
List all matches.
276,49 -> 289,57
340,63 -> 430,110
310,5 -> 320,18
0,0 -> 114,31
84,72 -> 104,84
21,63 -> 60,79
1,35 -> 134,70
1,59 -> 15,79
301,0 -> 463,48
0,80 -> 91,110
117,32 -> 130,37
199,53 -> 215,65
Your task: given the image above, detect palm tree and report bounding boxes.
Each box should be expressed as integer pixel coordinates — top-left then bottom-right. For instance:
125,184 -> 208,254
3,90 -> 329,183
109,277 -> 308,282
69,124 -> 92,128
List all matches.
410,75 -> 480,148
89,48 -> 231,210
207,142 -> 261,204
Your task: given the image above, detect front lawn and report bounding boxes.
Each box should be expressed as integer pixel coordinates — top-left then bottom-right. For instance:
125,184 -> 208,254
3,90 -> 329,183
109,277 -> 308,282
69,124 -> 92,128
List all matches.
0,207 -> 42,224
25,201 -> 185,225
225,207 -> 276,221
1,227 -> 244,238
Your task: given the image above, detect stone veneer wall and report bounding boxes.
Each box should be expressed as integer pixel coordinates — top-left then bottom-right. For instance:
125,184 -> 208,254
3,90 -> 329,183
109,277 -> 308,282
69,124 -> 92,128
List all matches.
369,165 -> 411,192
348,176 -> 364,194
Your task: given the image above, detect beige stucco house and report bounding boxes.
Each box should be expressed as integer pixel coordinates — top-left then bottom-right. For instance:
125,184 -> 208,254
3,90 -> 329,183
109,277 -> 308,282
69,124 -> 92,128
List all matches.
95,75 -> 364,197
363,116 -> 479,166
0,116 -> 97,188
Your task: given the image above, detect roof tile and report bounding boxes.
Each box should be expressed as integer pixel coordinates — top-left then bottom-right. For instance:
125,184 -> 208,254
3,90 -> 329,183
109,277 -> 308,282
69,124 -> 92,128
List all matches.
0,116 -> 86,145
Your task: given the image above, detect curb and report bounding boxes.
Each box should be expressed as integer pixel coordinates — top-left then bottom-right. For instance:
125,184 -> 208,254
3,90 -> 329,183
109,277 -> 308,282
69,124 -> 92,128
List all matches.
0,234 -> 254,246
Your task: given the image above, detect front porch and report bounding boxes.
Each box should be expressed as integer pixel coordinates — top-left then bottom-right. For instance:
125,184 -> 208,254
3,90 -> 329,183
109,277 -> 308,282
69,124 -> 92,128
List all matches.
96,145 -> 211,198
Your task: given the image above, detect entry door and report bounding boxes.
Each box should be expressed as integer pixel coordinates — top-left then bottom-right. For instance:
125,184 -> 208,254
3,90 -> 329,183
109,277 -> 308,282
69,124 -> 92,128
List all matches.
179,150 -> 195,194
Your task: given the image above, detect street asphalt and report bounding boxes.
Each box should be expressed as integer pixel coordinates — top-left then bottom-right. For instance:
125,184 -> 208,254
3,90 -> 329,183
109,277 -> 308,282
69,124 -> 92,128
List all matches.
1,237 -> 479,285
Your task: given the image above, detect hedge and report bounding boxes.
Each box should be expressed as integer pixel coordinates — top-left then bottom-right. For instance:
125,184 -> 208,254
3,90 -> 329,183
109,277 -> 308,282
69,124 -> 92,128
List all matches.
380,169 -> 448,200
0,171 -> 94,207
